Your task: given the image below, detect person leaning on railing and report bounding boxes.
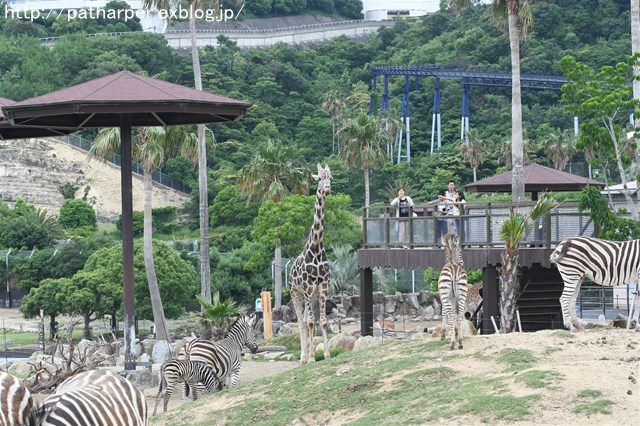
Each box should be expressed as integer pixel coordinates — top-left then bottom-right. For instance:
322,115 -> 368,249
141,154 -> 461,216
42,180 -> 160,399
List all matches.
428,190 -> 452,242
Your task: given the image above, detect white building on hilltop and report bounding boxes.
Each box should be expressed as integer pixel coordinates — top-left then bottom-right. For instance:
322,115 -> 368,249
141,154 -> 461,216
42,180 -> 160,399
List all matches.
361,0 -> 440,21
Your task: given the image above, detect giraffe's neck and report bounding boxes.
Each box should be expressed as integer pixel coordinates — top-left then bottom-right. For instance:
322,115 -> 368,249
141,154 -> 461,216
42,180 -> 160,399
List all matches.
305,187 -> 325,252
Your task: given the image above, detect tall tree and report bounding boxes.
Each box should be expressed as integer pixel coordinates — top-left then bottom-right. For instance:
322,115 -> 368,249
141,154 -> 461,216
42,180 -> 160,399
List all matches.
321,91 -> 344,154
632,0 -> 640,165
141,0 -> 242,308
498,195 -> 553,333
90,126 -> 197,341
560,55 -> 640,219
450,0 -> 534,202
338,113 -> 390,207
238,139 -> 310,307
542,129 -> 577,170
461,129 -> 490,182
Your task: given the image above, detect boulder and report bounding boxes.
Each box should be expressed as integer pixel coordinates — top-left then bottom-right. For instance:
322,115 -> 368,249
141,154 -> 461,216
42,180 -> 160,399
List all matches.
151,340 -> 171,364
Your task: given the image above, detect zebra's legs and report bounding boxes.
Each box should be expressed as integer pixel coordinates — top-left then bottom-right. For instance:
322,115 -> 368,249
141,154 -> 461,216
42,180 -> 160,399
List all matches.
229,368 -> 241,388
559,277 -> 584,332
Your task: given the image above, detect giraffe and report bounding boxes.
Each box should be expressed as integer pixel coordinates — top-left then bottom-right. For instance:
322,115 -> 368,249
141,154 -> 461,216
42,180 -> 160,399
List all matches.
289,163 -> 332,364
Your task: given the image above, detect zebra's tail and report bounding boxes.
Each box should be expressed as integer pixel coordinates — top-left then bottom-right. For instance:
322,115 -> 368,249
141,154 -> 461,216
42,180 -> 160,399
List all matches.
550,238 -> 573,264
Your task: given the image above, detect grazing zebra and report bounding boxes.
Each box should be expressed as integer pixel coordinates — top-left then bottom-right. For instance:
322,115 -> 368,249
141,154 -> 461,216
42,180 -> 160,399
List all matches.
438,232 -> 469,350
183,315 -> 258,390
30,370 -> 148,426
0,371 -> 33,426
153,360 -> 220,415
551,236 -> 640,332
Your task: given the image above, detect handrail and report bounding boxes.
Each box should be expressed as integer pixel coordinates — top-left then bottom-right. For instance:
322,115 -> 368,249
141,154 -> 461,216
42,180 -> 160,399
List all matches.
52,135 -> 191,194
363,202 -> 596,249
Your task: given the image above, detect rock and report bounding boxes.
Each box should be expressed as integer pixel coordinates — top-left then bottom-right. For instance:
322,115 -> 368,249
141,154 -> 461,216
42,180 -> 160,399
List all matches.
353,336 -> 383,351
264,351 -> 285,360
276,323 -> 296,336
328,334 -> 357,352
151,341 -> 171,364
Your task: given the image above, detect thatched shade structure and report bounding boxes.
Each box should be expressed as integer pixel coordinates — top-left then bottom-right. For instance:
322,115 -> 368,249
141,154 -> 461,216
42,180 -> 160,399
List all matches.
465,163 -> 605,200
2,71 -> 251,370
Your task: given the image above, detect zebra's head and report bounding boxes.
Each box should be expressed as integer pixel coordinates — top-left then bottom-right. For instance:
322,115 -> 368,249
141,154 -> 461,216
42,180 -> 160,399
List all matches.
226,314 -> 259,354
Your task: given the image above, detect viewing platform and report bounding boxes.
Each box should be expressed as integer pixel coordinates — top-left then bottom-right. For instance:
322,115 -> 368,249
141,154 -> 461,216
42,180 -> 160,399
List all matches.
357,201 -> 596,336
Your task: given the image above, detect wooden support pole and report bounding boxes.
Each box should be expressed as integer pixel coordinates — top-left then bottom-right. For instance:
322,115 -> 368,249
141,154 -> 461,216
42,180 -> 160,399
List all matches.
261,291 -> 272,339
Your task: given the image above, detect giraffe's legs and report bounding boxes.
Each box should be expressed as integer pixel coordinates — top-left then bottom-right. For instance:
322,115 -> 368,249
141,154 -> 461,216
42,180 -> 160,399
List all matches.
319,291 -> 330,360
291,286 -> 308,364
305,296 -> 316,363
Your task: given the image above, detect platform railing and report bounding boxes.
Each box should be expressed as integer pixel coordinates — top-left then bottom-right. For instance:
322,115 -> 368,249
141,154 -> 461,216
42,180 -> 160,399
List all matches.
363,201 -> 596,249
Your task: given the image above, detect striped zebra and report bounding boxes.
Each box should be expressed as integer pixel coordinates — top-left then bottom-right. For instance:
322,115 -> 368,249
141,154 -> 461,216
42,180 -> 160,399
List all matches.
183,315 -> 258,390
551,236 -> 640,332
153,360 -> 220,415
29,370 -> 148,425
438,232 -> 468,350
0,371 -> 33,426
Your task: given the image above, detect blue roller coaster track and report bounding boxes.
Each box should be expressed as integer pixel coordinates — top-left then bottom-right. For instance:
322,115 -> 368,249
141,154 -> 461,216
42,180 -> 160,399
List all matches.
370,65 -> 570,163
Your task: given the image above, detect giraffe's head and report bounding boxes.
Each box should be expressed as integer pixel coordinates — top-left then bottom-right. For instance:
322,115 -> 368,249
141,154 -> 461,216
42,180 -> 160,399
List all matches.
313,163 -> 332,194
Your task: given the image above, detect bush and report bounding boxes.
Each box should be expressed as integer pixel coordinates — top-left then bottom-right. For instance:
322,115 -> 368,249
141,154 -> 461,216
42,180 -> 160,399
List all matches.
59,199 -> 97,230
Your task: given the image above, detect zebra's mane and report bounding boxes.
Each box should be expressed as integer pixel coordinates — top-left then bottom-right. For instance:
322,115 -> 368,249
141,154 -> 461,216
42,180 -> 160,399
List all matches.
224,315 -> 249,337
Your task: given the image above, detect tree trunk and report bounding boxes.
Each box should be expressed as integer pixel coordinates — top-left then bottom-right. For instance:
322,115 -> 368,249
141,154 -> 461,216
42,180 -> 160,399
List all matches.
473,167 -> 477,182
83,316 -> 92,340
49,316 -> 57,341
499,251 -> 520,333
605,118 -> 639,219
189,2 -> 212,306
364,165 -> 370,208
274,245 -> 283,308
632,0 -> 640,164
508,10 -> 525,203
143,168 -> 170,341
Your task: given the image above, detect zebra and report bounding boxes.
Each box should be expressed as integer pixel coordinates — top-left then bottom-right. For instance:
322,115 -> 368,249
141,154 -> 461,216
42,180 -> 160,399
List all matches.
438,232 -> 469,350
183,314 -> 258,391
551,236 -> 640,332
29,370 -> 148,426
0,371 -> 33,426
153,360 -> 220,415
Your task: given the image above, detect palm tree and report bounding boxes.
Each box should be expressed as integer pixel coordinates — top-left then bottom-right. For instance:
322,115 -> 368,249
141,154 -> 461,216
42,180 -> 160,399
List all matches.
142,0 -> 243,308
498,195 -> 554,332
461,129 -> 490,182
196,292 -> 248,340
321,91 -> 344,153
338,113 -> 391,207
543,129 -> 576,170
450,0 -> 535,202
238,139 -> 310,307
90,126 -> 197,341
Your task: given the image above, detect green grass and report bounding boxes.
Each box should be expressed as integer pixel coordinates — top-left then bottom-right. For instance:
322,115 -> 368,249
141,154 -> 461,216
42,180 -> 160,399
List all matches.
515,370 -> 564,389
550,330 -> 574,339
572,389 -> 614,415
496,348 -> 537,372
1,330 -> 39,346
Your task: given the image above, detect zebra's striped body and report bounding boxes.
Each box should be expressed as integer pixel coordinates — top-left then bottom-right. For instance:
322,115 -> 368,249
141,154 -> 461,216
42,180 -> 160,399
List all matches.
439,232 -> 468,350
153,360 -> 220,414
183,315 -> 258,390
30,370 -> 148,426
0,371 -> 33,426
551,236 -> 640,331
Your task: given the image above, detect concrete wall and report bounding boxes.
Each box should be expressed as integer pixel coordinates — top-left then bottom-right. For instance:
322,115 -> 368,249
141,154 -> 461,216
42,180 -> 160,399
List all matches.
164,20 -> 396,49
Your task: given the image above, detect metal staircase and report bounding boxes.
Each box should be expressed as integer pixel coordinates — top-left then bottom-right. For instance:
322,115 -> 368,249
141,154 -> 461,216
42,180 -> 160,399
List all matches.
516,265 -> 565,331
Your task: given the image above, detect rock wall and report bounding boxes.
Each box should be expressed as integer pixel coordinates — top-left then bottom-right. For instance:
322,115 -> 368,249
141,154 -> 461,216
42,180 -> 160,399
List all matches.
0,138 -> 189,221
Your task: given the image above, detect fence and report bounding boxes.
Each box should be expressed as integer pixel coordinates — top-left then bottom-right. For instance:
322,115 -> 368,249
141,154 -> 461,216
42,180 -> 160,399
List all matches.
364,201 -> 595,249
